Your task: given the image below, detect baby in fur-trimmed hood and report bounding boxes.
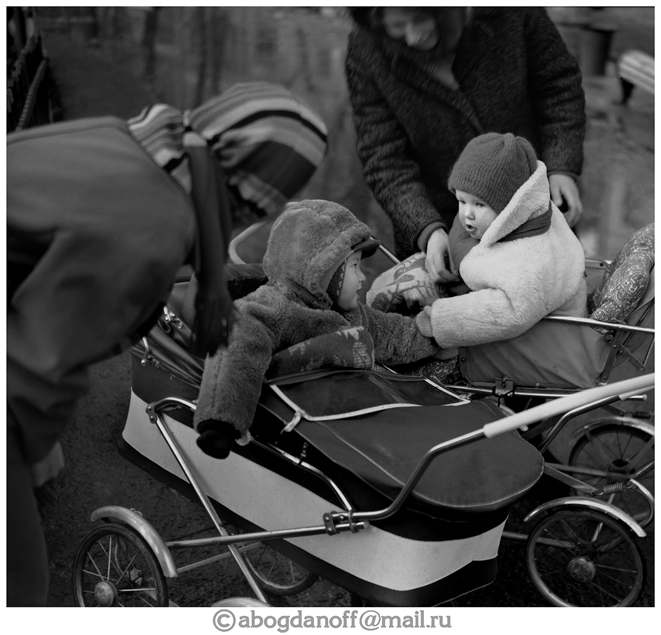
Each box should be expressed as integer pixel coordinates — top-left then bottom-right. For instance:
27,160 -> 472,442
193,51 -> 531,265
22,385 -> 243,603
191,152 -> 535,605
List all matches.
262,199 -> 380,309
416,132 -> 588,348
194,199 -> 442,458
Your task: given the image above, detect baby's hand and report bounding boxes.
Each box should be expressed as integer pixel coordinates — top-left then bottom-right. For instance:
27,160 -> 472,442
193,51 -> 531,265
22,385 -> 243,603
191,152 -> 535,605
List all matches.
196,420 -> 239,459
447,281 -> 471,296
415,305 -> 434,338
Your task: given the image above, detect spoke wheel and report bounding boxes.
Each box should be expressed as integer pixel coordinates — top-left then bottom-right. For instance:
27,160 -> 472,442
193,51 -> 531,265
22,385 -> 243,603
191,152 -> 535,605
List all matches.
526,508 -> 645,607
243,542 -> 317,596
72,523 -> 168,607
569,423 -> 654,526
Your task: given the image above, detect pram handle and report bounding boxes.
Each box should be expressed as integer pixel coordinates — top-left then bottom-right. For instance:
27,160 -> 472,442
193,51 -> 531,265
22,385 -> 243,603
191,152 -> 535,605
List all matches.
482,373 -> 654,439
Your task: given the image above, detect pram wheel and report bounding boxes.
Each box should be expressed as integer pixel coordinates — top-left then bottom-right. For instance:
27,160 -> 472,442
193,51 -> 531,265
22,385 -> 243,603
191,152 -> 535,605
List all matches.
72,522 -> 169,607
526,507 -> 645,607
568,422 -> 654,527
243,542 -> 317,596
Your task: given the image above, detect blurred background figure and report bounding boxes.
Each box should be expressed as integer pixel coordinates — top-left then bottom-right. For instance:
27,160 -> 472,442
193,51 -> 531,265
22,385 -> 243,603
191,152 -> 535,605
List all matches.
345,7 -> 586,284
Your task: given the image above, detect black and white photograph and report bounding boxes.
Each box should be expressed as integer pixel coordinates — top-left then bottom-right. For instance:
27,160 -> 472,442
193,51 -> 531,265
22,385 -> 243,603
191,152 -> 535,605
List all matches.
5,4 -> 655,624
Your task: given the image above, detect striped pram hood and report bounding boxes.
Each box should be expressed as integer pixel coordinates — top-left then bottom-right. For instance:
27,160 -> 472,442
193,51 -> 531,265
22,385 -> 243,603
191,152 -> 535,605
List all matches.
128,82 -> 328,215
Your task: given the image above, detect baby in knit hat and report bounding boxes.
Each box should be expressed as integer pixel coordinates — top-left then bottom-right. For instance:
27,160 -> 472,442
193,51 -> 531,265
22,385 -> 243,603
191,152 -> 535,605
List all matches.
416,132 -> 587,349
194,199 -> 443,458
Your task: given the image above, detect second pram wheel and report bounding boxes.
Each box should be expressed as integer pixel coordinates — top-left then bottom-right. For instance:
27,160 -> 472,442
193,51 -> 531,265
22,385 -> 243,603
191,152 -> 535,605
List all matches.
568,421 -> 654,527
72,522 -> 169,607
526,507 -> 645,607
243,542 -> 318,596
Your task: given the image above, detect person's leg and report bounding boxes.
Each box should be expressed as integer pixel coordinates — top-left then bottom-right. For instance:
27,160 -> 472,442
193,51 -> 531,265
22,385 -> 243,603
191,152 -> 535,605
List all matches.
6,416 -> 49,606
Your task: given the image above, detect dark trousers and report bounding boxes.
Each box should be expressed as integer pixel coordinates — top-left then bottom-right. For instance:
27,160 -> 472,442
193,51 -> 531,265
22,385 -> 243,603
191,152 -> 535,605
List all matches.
6,418 -> 49,606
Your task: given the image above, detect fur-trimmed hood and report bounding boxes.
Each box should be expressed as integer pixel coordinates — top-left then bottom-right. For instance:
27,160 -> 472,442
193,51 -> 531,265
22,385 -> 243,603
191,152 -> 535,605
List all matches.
425,161 -> 588,349
481,160 -> 551,246
263,199 -> 379,309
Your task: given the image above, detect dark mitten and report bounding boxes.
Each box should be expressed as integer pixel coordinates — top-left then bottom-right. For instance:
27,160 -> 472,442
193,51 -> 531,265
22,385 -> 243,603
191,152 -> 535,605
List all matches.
196,419 -> 240,459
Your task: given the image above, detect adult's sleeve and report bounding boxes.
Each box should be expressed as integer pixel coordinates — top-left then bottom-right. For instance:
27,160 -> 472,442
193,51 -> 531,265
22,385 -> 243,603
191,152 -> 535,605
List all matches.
345,35 -> 447,252
523,8 -> 586,176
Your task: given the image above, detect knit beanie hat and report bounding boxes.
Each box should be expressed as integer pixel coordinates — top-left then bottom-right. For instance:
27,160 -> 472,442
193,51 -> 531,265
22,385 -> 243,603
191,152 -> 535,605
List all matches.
448,133 -> 538,213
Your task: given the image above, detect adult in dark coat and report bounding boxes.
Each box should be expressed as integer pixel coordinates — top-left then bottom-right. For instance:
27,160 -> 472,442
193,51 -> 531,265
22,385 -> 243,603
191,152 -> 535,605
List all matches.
6,82 -> 327,606
345,7 -> 586,282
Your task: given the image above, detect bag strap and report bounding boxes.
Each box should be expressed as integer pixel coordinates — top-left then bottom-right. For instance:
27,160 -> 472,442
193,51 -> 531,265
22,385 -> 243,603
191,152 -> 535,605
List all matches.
186,132 -> 234,357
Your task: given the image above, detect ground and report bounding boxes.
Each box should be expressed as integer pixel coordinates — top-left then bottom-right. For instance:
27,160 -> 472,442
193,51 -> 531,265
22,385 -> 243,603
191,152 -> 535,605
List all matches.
22,7 -> 654,610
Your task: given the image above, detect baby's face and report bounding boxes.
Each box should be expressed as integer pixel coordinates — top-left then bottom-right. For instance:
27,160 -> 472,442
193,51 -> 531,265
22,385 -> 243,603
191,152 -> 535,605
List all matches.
337,251 -> 365,311
455,190 -> 498,239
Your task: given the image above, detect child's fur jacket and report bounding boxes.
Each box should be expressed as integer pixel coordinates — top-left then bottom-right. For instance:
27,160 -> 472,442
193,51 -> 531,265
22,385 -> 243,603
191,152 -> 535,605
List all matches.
194,200 -> 440,443
424,161 -> 587,348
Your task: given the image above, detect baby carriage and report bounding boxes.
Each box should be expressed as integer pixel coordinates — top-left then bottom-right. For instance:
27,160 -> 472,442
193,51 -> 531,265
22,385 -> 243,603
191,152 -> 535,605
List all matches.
71,223 -> 654,608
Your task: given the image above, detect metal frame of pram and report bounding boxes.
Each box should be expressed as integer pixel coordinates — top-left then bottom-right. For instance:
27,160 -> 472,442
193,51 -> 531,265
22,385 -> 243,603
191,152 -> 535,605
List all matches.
72,334 -> 654,607
369,230 -> 656,529
71,223 -> 654,608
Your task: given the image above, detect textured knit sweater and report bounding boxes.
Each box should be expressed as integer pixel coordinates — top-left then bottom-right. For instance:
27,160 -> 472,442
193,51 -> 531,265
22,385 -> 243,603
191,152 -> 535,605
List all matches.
345,7 -> 586,258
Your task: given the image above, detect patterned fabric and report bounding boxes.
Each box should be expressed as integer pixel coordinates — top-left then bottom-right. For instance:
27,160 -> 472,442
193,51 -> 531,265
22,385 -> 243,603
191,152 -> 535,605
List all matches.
367,252 -> 447,314
128,82 -> 328,215
589,223 -> 654,332
268,326 -> 375,378
389,357 -> 462,384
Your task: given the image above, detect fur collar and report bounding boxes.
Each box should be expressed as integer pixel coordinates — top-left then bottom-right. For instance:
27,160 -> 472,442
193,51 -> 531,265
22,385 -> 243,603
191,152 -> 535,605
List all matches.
480,161 -> 553,247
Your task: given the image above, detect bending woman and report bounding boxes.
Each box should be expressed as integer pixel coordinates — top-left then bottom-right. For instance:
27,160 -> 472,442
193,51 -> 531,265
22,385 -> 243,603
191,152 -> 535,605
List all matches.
6,82 -> 327,606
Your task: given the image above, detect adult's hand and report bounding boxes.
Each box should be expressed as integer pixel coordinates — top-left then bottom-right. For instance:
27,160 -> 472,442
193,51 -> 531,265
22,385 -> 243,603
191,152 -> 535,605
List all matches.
549,173 -> 583,228
425,228 -> 460,284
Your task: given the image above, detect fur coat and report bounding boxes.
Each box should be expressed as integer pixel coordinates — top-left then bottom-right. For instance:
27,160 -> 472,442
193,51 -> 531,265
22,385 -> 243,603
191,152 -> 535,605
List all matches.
425,162 -> 587,348
345,7 -> 586,258
194,200 -> 439,442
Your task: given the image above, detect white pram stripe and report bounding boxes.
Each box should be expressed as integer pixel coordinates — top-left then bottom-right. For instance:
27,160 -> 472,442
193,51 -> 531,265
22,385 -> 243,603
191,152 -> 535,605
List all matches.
124,391 -> 504,592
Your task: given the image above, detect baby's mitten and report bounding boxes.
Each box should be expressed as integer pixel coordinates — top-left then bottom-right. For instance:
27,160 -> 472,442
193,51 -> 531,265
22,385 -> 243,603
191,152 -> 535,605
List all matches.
415,306 -> 434,338
196,420 -> 240,459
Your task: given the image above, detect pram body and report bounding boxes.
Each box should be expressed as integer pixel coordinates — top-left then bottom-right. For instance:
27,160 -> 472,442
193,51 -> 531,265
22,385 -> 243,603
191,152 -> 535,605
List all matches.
73,223 -> 654,608
118,281 -> 543,606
